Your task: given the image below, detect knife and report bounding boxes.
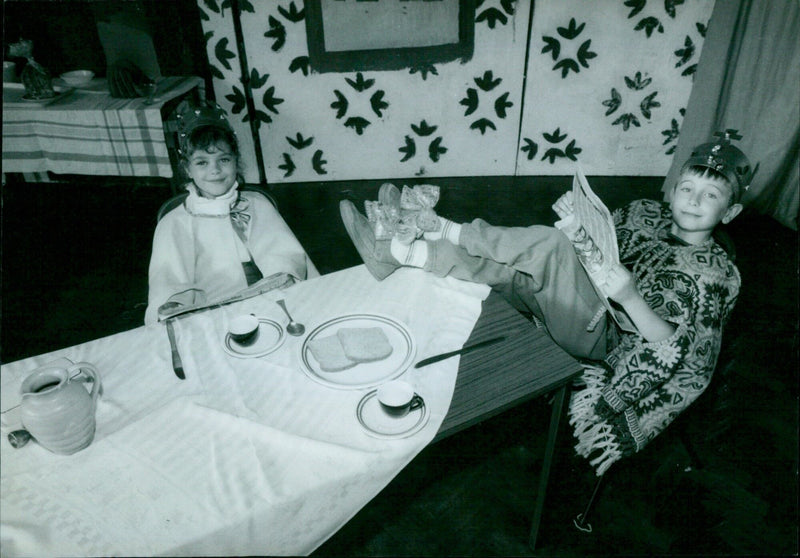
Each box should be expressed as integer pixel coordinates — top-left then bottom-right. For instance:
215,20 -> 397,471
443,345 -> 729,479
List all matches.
158,272 -> 294,321
414,335 -> 506,368
165,318 -> 185,380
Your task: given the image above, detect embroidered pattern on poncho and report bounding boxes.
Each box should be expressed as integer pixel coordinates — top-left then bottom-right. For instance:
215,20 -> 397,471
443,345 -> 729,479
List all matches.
569,200 -> 740,475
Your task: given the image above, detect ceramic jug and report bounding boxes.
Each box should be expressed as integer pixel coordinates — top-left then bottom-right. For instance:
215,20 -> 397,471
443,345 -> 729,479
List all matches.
20,363 -> 101,455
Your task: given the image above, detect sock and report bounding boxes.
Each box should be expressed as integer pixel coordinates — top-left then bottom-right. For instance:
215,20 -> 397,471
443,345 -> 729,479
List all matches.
390,238 -> 429,268
423,217 -> 462,244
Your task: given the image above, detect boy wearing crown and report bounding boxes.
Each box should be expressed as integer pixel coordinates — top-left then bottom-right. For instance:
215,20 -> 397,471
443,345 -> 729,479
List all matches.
145,101 -> 318,325
340,132 -> 753,474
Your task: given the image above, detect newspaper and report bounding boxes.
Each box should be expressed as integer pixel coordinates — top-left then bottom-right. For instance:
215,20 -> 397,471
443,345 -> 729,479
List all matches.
556,166 -> 637,333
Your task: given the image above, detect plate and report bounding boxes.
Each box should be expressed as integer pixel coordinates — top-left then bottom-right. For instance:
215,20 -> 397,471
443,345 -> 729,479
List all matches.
356,390 -> 429,439
222,318 -> 285,358
3,83 -> 73,107
53,77 -> 108,93
300,313 -> 416,389
22,85 -> 72,104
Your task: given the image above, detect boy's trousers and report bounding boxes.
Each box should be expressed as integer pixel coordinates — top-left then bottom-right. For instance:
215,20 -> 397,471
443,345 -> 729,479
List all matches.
423,218 -> 608,360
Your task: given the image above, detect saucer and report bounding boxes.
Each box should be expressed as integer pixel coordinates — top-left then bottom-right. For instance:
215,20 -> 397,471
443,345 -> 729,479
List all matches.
223,318 -> 285,358
356,390 -> 429,439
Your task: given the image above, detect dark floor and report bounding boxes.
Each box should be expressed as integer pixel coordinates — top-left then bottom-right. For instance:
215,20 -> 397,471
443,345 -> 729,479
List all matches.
1,175 -> 797,557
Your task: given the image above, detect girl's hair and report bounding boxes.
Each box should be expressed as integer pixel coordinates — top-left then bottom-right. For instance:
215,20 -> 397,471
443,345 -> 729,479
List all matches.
182,124 -> 239,159
179,124 -> 245,184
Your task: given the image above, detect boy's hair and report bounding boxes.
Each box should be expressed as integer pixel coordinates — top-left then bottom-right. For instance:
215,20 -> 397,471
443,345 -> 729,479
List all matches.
682,164 -> 737,203
680,129 -> 757,204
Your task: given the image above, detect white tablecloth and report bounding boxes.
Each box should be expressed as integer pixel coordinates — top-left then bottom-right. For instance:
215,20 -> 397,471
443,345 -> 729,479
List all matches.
0,265 -> 489,556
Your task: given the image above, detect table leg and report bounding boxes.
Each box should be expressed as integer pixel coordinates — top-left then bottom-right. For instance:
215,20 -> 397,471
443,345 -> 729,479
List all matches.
528,383 -> 568,551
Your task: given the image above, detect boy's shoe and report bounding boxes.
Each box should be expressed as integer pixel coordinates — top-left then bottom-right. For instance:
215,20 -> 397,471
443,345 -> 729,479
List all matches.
378,182 -> 401,208
340,200 -> 400,280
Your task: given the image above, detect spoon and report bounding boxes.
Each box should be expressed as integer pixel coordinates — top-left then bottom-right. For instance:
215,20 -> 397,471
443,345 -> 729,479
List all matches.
276,299 -> 305,336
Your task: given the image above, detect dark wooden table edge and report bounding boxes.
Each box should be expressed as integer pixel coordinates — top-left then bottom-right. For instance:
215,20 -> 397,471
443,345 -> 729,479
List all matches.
427,290 -> 583,551
432,372 -> 579,442
433,291 -> 582,442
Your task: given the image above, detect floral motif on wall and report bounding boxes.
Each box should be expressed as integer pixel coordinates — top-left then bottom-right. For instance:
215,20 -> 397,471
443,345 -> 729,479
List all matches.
201,1 -> 299,133
460,70 -> 513,134
624,0 -> 691,38
200,0 -> 254,79
330,73 -> 390,136
408,64 -> 438,81
476,0 -> 517,28
198,0 -> 714,182
541,18 -> 597,78
263,2 -> 310,76
398,120 -> 447,164
520,128 -> 582,164
200,0 -> 255,21
224,69 -> 283,131
602,71 -> 661,131
661,108 -> 686,155
673,21 -> 707,78
278,132 -> 327,177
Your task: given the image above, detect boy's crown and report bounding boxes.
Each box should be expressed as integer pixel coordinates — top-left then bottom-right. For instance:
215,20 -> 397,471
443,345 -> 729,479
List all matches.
175,99 -> 234,153
682,129 -> 758,203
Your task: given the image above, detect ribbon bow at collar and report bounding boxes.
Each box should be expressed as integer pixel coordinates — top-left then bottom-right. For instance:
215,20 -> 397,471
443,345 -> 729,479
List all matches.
229,195 -> 251,242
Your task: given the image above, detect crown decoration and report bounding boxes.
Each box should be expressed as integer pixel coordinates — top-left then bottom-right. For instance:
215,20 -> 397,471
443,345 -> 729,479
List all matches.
681,129 -> 759,203
175,99 -> 234,155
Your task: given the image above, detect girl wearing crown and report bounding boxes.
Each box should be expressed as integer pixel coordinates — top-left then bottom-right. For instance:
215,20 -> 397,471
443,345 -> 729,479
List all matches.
145,101 -> 318,325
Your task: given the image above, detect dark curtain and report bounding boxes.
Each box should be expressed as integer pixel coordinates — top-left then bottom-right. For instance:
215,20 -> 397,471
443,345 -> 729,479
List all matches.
662,0 -> 799,230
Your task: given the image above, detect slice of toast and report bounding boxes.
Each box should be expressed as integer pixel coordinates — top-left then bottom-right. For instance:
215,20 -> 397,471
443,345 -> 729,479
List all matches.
337,327 -> 393,363
307,334 -> 356,372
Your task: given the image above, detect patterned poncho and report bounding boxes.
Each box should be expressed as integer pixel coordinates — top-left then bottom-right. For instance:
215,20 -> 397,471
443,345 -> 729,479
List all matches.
569,199 -> 740,475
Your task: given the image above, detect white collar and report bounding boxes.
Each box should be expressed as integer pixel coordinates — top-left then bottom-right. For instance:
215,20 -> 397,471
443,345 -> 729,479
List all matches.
185,181 -> 240,216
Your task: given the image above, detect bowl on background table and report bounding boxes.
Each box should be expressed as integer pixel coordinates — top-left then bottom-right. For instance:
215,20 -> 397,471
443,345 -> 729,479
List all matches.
60,70 -> 95,87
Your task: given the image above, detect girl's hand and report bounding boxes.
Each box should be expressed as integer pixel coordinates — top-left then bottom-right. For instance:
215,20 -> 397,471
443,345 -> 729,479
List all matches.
603,264 -> 638,303
552,191 -> 575,220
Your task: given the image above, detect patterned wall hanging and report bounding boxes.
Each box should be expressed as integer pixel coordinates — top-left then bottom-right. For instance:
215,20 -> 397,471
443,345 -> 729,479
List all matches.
518,0 -> 714,177
197,0 -> 713,184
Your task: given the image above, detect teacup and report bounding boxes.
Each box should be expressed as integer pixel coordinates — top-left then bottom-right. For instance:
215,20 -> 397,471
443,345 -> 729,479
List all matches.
229,314 -> 260,346
377,380 -> 423,418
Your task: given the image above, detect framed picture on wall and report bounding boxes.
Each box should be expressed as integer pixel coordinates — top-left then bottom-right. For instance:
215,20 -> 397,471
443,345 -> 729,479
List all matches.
305,0 -> 475,73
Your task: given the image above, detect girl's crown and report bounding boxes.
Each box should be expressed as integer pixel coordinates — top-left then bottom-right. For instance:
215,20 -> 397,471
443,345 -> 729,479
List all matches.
681,129 -> 758,203
175,99 -> 234,154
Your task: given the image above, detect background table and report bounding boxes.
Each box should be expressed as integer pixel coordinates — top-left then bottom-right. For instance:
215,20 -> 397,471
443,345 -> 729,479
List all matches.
2,76 -> 202,178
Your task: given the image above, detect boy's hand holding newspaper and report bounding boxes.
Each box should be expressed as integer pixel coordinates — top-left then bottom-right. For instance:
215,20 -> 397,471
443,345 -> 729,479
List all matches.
602,264 -> 637,303
552,191 -> 583,241
553,166 -> 639,333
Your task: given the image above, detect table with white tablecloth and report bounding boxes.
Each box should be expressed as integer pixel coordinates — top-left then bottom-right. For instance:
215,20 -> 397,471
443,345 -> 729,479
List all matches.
2,76 -> 202,178
0,265 -> 490,557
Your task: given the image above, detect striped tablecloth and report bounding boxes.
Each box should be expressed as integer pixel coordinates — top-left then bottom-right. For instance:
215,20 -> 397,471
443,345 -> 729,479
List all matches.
2,76 -> 202,178
0,266 -> 489,556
